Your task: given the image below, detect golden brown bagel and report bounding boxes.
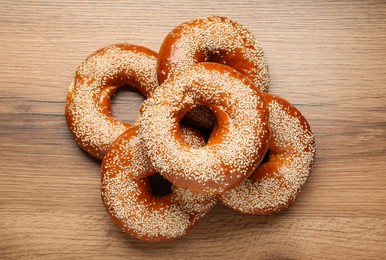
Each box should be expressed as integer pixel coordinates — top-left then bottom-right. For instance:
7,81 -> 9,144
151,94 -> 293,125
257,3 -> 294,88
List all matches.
158,16 -> 269,133
218,93 -> 316,214
158,16 -> 269,92
101,126 -> 216,242
65,44 -> 158,159
139,62 -> 270,194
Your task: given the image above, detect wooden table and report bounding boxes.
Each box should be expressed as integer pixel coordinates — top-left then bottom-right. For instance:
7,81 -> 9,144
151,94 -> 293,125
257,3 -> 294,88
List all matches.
1,1 -> 385,259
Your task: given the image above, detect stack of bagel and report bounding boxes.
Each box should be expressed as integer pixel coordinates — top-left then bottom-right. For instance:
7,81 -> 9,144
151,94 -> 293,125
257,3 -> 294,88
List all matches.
65,16 -> 316,242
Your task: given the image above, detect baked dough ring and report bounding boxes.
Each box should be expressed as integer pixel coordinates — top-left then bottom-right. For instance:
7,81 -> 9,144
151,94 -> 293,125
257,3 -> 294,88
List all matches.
158,16 -> 269,134
139,62 -> 270,194
65,44 -> 158,159
101,126 -> 216,242
218,93 -> 316,214
158,16 -> 269,92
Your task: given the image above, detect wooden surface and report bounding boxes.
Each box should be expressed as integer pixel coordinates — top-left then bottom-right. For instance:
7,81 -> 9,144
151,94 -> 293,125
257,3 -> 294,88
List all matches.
1,0 -> 386,259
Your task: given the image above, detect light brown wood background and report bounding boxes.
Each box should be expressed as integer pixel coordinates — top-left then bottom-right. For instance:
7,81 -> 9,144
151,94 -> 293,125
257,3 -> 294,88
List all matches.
1,0 -> 386,259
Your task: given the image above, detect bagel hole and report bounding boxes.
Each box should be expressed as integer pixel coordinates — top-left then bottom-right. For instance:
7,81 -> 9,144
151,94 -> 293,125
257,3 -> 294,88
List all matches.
260,149 -> 271,165
110,85 -> 145,124
181,105 -> 218,140
205,50 -> 230,65
148,173 -> 172,198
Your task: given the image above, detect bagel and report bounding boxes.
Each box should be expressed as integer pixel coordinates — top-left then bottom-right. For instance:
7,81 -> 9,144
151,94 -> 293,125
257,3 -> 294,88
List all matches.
139,62 -> 270,194
65,44 -> 158,159
218,93 -> 316,214
101,126 -> 216,241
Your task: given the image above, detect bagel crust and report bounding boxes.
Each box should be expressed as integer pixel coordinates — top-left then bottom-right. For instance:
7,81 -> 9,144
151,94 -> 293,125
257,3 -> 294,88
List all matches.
65,44 -> 158,159
218,93 -> 316,214
101,126 -> 216,242
139,62 -> 270,194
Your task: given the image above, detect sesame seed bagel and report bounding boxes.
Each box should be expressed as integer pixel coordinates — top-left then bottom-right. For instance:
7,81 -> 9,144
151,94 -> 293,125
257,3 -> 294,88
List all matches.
65,44 -> 158,159
139,62 -> 270,195
101,126 -> 216,242
158,16 -> 269,132
158,16 -> 269,92
218,93 -> 316,214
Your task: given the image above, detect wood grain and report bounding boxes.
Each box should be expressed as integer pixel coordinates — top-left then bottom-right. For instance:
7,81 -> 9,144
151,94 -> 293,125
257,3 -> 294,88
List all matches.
1,0 -> 386,259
